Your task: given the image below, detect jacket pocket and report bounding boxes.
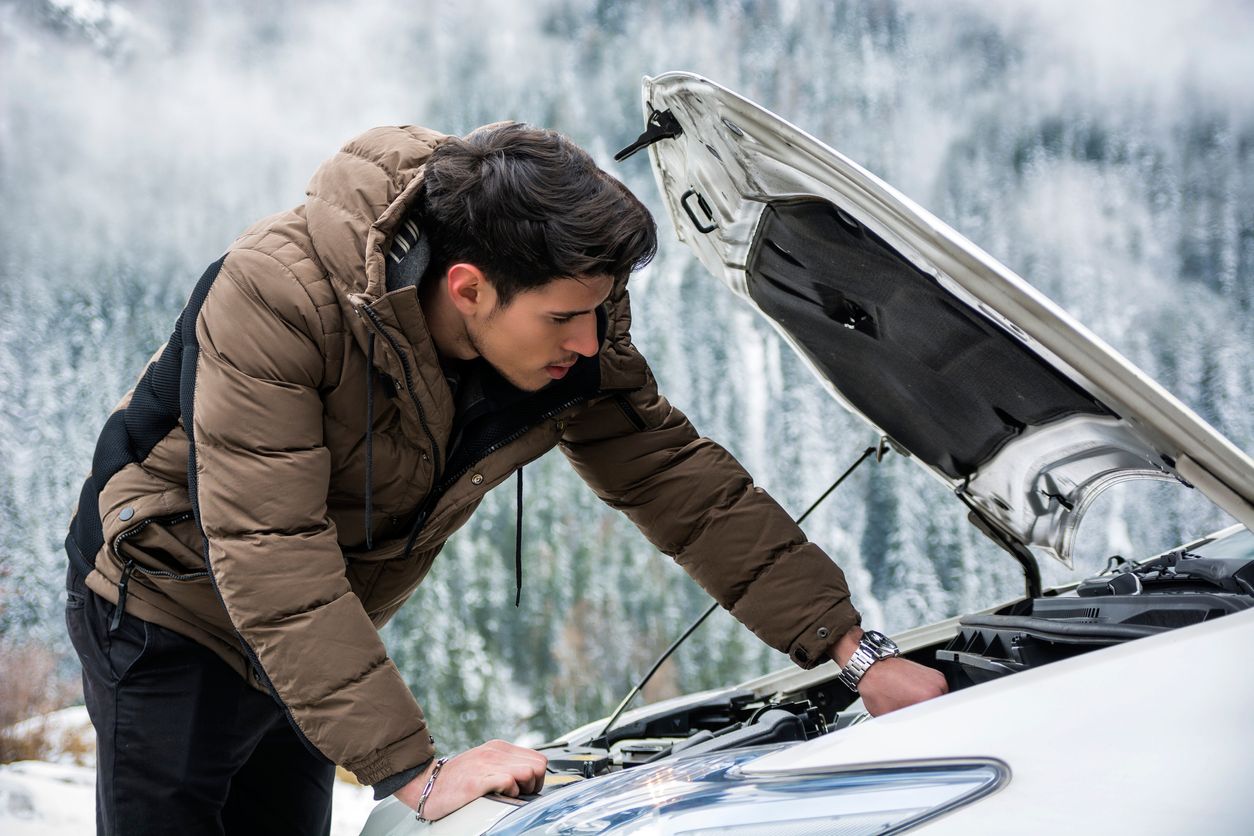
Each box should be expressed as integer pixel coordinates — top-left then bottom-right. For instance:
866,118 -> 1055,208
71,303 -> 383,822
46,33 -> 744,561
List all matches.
112,511 -> 210,581
109,512 -> 211,632
612,393 -> 648,431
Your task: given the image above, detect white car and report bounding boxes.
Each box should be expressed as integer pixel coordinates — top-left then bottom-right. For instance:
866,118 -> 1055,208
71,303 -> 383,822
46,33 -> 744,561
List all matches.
361,73 -> 1254,836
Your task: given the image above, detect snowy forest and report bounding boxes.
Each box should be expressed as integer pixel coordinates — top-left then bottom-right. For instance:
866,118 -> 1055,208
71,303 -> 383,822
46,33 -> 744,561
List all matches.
1,0 -> 1251,754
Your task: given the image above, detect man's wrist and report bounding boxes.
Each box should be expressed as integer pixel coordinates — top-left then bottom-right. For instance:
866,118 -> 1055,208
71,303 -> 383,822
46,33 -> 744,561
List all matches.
832,626 -> 865,668
414,755 -> 452,822
374,759 -> 431,801
834,628 -> 901,693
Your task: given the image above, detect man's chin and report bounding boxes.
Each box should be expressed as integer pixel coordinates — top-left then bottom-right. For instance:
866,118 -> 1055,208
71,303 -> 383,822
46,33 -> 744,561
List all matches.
487,360 -> 550,393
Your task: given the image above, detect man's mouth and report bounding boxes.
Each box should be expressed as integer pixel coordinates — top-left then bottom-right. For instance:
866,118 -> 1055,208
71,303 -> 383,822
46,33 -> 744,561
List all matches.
545,359 -> 577,379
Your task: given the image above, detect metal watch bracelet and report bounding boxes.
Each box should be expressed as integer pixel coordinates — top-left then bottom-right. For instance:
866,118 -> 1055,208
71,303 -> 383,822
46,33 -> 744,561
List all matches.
837,630 -> 900,692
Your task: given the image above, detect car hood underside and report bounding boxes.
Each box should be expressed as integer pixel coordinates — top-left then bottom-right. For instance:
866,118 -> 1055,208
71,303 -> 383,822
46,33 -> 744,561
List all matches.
636,71 -> 1254,567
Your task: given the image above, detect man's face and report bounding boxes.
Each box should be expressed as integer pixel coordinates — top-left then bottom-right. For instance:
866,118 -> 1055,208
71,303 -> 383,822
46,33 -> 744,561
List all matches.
466,274 -> 615,392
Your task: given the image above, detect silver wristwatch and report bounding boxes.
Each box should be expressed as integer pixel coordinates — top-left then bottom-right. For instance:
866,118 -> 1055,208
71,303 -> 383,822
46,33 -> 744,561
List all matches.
837,630 -> 900,692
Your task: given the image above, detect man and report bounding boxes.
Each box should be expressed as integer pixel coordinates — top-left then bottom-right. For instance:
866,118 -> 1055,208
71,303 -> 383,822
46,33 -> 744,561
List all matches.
65,123 -> 945,833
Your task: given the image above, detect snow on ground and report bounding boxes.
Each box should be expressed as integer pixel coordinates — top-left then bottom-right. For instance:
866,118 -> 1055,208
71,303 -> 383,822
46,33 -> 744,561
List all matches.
0,761 -> 95,835
1,706 -> 379,835
332,780 -> 379,836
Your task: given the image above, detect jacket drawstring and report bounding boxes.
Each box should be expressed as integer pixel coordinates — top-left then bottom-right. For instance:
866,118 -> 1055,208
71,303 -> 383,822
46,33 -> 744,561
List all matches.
515,466 -> 523,607
364,331 -> 375,550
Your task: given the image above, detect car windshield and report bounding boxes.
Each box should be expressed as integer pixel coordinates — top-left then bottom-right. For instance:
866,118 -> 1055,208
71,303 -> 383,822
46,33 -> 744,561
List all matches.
1188,527 -> 1254,561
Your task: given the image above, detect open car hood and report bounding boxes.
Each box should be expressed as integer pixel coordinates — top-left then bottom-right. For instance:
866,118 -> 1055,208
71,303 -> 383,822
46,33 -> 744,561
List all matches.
634,72 -> 1254,567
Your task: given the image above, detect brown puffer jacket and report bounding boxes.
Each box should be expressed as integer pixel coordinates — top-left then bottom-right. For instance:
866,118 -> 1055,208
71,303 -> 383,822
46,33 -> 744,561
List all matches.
65,125 -> 860,787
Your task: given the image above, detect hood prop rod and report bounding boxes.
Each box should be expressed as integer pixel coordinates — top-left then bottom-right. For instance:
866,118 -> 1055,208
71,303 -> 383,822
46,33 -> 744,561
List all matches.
957,492 -> 1043,599
591,440 -> 887,749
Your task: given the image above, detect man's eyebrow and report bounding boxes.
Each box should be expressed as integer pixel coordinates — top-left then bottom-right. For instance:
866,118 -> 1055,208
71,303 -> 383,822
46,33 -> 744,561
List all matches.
548,307 -> 598,317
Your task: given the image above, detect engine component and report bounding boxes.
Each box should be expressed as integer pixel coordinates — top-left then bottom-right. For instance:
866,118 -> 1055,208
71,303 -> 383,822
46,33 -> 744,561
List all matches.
937,538 -> 1253,688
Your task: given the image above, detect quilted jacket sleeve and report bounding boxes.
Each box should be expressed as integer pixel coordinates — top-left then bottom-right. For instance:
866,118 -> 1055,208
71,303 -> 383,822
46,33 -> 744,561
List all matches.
189,248 -> 433,786
560,363 -> 862,670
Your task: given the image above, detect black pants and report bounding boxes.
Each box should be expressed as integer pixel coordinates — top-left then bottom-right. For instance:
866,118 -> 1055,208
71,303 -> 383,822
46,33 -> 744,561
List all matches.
65,567 -> 334,836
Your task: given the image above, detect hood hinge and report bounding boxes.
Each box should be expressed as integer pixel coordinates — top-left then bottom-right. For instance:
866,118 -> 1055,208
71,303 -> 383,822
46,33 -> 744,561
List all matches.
615,108 -> 683,161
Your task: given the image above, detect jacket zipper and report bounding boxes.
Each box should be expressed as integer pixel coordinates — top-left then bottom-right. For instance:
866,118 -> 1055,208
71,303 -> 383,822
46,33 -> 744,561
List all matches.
110,511 -> 208,632
435,394 -> 588,494
111,511 -> 196,558
356,303 -> 442,480
400,393 -> 590,558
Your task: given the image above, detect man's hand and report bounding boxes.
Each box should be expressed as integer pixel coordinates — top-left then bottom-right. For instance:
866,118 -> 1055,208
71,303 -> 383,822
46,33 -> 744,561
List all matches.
832,627 -> 948,716
394,739 -> 548,822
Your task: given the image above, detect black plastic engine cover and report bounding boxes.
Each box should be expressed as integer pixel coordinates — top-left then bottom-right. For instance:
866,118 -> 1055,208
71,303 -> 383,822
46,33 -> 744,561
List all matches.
1076,551 -> 1254,598
937,591 -> 1250,689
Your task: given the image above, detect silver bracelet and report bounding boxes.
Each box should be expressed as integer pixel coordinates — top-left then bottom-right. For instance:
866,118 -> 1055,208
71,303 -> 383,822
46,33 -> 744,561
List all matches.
414,755 -> 451,823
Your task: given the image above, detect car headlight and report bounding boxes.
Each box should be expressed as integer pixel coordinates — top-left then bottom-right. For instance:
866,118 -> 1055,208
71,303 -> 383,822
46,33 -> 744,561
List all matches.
487,746 -> 1007,835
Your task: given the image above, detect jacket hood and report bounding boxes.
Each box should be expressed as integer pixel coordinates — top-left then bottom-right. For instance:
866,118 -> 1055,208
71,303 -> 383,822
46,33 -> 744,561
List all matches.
305,125 -> 450,300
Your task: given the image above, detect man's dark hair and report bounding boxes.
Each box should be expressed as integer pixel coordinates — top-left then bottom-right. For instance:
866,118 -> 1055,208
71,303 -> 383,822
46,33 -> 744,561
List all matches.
420,122 -> 657,305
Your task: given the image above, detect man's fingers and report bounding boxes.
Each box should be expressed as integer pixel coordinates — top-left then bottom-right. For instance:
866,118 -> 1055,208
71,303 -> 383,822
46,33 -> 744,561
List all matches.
520,751 -> 546,794
517,766 -> 543,796
476,754 -> 542,796
505,756 -> 545,795
478,741 -> 546,795
484,772 -> 521,797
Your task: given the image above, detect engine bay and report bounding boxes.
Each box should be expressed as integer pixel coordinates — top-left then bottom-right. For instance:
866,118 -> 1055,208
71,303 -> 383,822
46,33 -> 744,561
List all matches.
534,526 -> 1253,792
939,530 -> 1253,687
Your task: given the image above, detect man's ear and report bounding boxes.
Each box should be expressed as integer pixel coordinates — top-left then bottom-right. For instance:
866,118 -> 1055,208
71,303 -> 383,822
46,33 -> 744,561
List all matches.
445,263 -> 496,316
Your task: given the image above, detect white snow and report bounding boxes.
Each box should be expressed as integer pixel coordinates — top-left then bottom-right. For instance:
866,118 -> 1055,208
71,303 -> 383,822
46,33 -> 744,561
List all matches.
332,782 -> 379,836
0,761 -> 95,835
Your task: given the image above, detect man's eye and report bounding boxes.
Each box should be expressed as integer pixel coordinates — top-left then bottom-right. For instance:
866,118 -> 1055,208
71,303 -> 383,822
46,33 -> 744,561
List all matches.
551,315 -> 574,324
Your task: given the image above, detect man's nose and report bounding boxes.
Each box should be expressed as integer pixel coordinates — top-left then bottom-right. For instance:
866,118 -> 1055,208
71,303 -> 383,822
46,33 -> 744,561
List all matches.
563,316 -> 599,357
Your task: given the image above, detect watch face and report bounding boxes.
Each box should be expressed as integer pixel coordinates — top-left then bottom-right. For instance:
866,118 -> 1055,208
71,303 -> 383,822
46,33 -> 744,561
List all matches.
864,631 -> 899,657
